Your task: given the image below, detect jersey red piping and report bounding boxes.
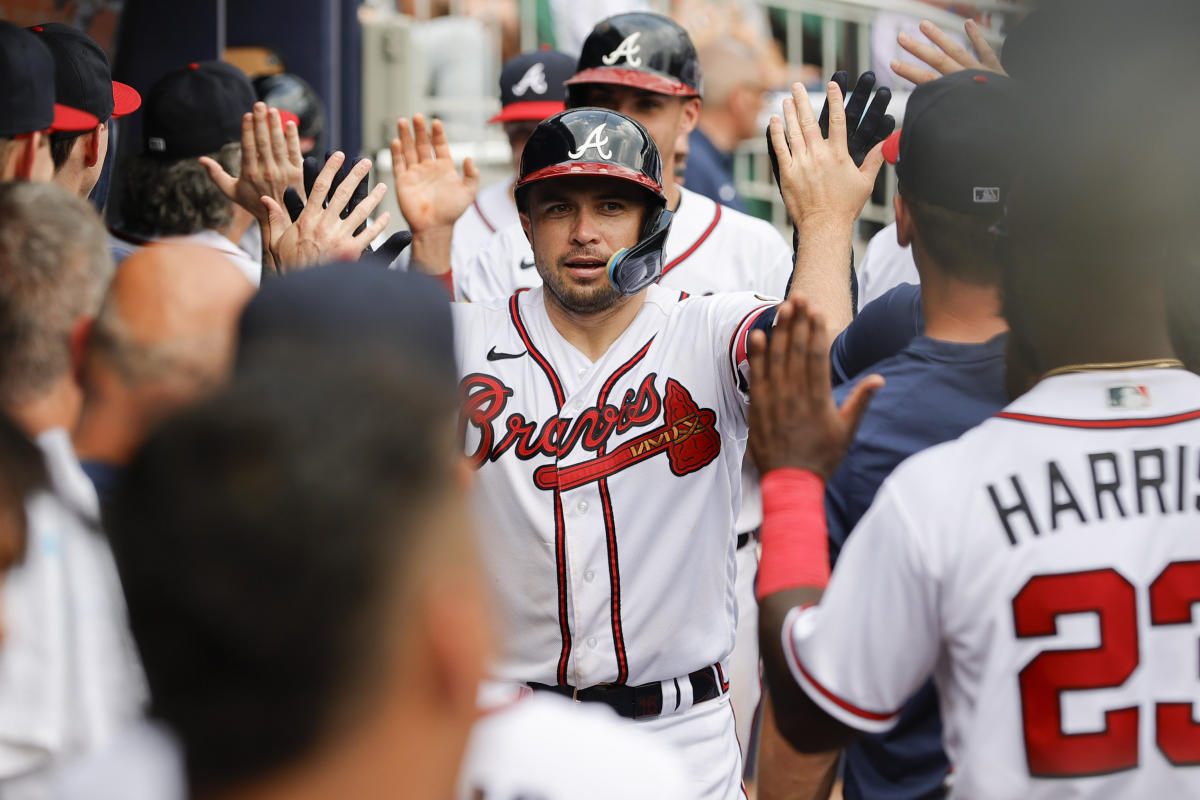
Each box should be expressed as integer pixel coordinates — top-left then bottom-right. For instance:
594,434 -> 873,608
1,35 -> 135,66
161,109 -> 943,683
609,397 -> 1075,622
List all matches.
660,203 -> 722,278
594,336 -> 656,685
995,408 -> 1200,429
472,198 -> 497,234
508,290 -> 572,683
727,304 -> 776,389
786,622 -> 899,723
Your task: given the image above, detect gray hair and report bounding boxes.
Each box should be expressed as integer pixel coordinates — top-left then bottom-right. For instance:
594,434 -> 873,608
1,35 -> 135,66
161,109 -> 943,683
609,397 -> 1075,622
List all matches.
0,182 -> 115,407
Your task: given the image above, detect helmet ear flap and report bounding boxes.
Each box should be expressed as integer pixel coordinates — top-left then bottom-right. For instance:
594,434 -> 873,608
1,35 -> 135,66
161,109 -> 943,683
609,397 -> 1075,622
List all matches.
606,205 -> 673,295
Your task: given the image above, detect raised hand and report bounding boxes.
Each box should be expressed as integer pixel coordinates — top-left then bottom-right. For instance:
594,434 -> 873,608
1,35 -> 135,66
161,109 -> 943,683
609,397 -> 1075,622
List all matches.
768,81 -> 885,231
391,114 -> 479,234
748,298 -> 883,478
260,151 -> 391,273
200,102 -> 306,222
893,19 -> 1006,86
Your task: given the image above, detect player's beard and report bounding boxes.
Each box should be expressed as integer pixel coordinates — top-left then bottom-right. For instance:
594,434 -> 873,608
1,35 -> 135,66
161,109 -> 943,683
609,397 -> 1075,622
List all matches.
538,251 -> 623,315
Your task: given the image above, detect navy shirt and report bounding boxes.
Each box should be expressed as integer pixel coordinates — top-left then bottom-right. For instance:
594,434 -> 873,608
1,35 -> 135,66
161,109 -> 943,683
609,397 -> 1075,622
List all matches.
683,128 -> 747,213
827,332 -> 1009,800
831,283 -> 924,386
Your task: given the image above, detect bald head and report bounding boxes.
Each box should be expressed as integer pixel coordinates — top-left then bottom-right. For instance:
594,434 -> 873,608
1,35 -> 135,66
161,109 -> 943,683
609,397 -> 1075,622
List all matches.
699,39 -> 764,109
87,244 -> 254,399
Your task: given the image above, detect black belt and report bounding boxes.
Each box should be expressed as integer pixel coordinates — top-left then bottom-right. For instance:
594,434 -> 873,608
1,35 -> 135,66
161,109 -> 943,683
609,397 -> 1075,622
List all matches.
529,663 -> 726,719
737,527 -> 759,549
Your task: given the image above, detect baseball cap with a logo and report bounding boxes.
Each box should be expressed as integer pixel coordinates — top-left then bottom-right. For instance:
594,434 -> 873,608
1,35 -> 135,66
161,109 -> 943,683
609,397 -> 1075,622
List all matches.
0,21 -> 99,138
489,50 -> 575,124
27,23 -> 141,125
882,69 -> 1018,216
142,61 -> 256,158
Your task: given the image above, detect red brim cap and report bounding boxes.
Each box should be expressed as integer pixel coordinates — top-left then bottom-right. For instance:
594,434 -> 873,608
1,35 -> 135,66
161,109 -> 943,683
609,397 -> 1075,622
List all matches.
517,162 -> 665,201
112,80 -> 142,117
882,129 -> 902,165
565,67 -> 697,98
277,109 -> 301,129
489,100 -> 565,124
51,103 -> 100,132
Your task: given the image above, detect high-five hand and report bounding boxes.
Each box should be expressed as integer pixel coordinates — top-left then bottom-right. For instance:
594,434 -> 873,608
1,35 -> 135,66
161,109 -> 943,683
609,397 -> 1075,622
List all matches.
893,19 -> 1006,86
261,151 -> 391,273
747,297 -> 883,479
391,114 -> 479,234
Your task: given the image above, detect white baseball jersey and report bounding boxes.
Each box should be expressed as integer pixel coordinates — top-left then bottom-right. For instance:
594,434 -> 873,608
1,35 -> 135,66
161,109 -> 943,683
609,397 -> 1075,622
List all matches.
453,285 -> 776,689
456,693 -> 689,800
784,368 -> 1200,799
855,221 -> 917,312
454,185 -> 793,304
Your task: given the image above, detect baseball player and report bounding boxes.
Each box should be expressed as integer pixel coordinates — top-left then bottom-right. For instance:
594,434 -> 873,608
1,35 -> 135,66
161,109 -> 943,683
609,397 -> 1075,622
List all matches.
433,14 -> 792,767
393,71 -> 883,796
751,2 -> 1200,797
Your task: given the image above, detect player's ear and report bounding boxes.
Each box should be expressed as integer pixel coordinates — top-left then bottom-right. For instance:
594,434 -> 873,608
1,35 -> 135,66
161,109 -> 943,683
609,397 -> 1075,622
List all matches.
84,124 -> 104,168
678,97 -> 701,135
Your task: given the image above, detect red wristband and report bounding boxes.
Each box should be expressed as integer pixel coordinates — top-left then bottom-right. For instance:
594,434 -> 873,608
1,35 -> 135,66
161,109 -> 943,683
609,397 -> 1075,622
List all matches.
433,270 -> 454,299
755,468 -> 830,601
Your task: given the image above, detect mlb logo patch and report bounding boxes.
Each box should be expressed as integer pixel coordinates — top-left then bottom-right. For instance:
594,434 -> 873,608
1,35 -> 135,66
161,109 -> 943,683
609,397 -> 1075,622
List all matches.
1108,384 -> 1150,409
973,186 -> 1000,203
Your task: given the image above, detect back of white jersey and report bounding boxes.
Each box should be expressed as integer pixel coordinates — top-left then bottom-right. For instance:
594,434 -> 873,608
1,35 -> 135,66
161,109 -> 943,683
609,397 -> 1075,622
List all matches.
786,368 -> 1200,799
455,186 -> 793,303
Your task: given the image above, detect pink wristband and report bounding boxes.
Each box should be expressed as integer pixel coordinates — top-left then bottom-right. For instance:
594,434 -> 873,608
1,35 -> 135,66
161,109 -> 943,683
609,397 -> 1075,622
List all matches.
755,468 -> 831,601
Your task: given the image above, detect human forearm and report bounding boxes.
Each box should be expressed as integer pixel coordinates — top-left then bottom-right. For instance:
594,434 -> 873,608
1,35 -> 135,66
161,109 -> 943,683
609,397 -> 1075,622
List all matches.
756,695 -> 840,800
410,226 -> 454,275
787,218 -> 855,337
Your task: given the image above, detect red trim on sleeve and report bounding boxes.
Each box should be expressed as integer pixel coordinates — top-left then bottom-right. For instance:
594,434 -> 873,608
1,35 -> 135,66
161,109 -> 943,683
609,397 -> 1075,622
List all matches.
727,304 -> 776,387
472,198 -> 497,234
786,625 -> 899,724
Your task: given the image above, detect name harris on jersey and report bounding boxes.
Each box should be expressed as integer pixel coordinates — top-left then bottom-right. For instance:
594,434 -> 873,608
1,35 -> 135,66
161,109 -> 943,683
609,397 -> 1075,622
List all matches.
986,442 -> 1200,547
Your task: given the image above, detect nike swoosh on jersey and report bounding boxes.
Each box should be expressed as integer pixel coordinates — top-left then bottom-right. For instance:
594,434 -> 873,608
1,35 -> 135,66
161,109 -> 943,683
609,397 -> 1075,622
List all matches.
518,258 -> 536,270
487,347 -> 528,361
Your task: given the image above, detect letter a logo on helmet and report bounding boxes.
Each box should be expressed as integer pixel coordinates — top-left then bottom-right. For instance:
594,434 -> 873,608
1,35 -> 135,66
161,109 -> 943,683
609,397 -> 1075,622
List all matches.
601,31 -> 643,67
511,62 -> 548,97
566,124 -> 614,160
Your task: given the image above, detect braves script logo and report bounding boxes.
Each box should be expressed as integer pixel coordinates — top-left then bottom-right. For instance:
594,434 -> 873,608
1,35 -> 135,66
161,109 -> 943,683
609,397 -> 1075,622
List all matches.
460,373 -> 721,486
601,31 -> 643,67
511,62 -> 548,96
567,124 -> 613,160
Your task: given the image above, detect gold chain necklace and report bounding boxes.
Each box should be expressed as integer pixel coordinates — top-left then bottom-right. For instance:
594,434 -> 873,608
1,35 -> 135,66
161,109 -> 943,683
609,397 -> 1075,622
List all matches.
1040,358 -> 1185,381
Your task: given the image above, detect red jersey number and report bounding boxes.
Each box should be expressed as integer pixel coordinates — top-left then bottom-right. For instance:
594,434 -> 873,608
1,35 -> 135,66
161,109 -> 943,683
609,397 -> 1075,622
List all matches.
1012,562 -> 1200,778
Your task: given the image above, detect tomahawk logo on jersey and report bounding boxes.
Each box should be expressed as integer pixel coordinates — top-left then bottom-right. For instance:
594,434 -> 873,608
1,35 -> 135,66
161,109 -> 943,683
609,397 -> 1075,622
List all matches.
454,285 -> 774,690
783,368 -> 1200,799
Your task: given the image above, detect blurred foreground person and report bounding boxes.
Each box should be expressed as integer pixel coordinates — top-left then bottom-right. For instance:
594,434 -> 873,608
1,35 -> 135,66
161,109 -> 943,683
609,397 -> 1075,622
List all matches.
754,2 -> 1200,798
106,351 -> 491,800
0,414 -> 49,648
0,183 -> 144,794
73,244 -> 255,506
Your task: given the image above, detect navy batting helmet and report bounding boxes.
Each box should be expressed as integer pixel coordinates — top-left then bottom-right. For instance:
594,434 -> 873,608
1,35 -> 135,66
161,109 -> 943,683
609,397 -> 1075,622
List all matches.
517,108 -> 674,295
565,13 -> 702,107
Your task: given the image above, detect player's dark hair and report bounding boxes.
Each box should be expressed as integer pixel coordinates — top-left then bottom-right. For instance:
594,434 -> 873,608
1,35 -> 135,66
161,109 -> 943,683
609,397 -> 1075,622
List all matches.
107,350 -> 458,795
117,142 -> 240,237
49,131 -> 85,170
899,185 -> 1002,287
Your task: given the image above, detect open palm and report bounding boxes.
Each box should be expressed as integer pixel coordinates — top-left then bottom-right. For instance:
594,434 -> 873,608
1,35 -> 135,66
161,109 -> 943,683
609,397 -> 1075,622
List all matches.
391,114 -> 479,233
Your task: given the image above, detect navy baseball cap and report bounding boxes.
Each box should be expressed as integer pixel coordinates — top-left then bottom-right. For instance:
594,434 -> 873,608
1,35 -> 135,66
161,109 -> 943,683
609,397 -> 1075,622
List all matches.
237,263 -> 456,387
143,61 -> 256,158
490,49 -> 575,124
0,21 -> 99,138
27,23 -> 141,125
882,70 -> 1018,216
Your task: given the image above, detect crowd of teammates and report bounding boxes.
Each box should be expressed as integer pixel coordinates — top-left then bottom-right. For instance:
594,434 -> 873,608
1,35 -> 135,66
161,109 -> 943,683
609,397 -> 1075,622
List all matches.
0,1 -> 1199,799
